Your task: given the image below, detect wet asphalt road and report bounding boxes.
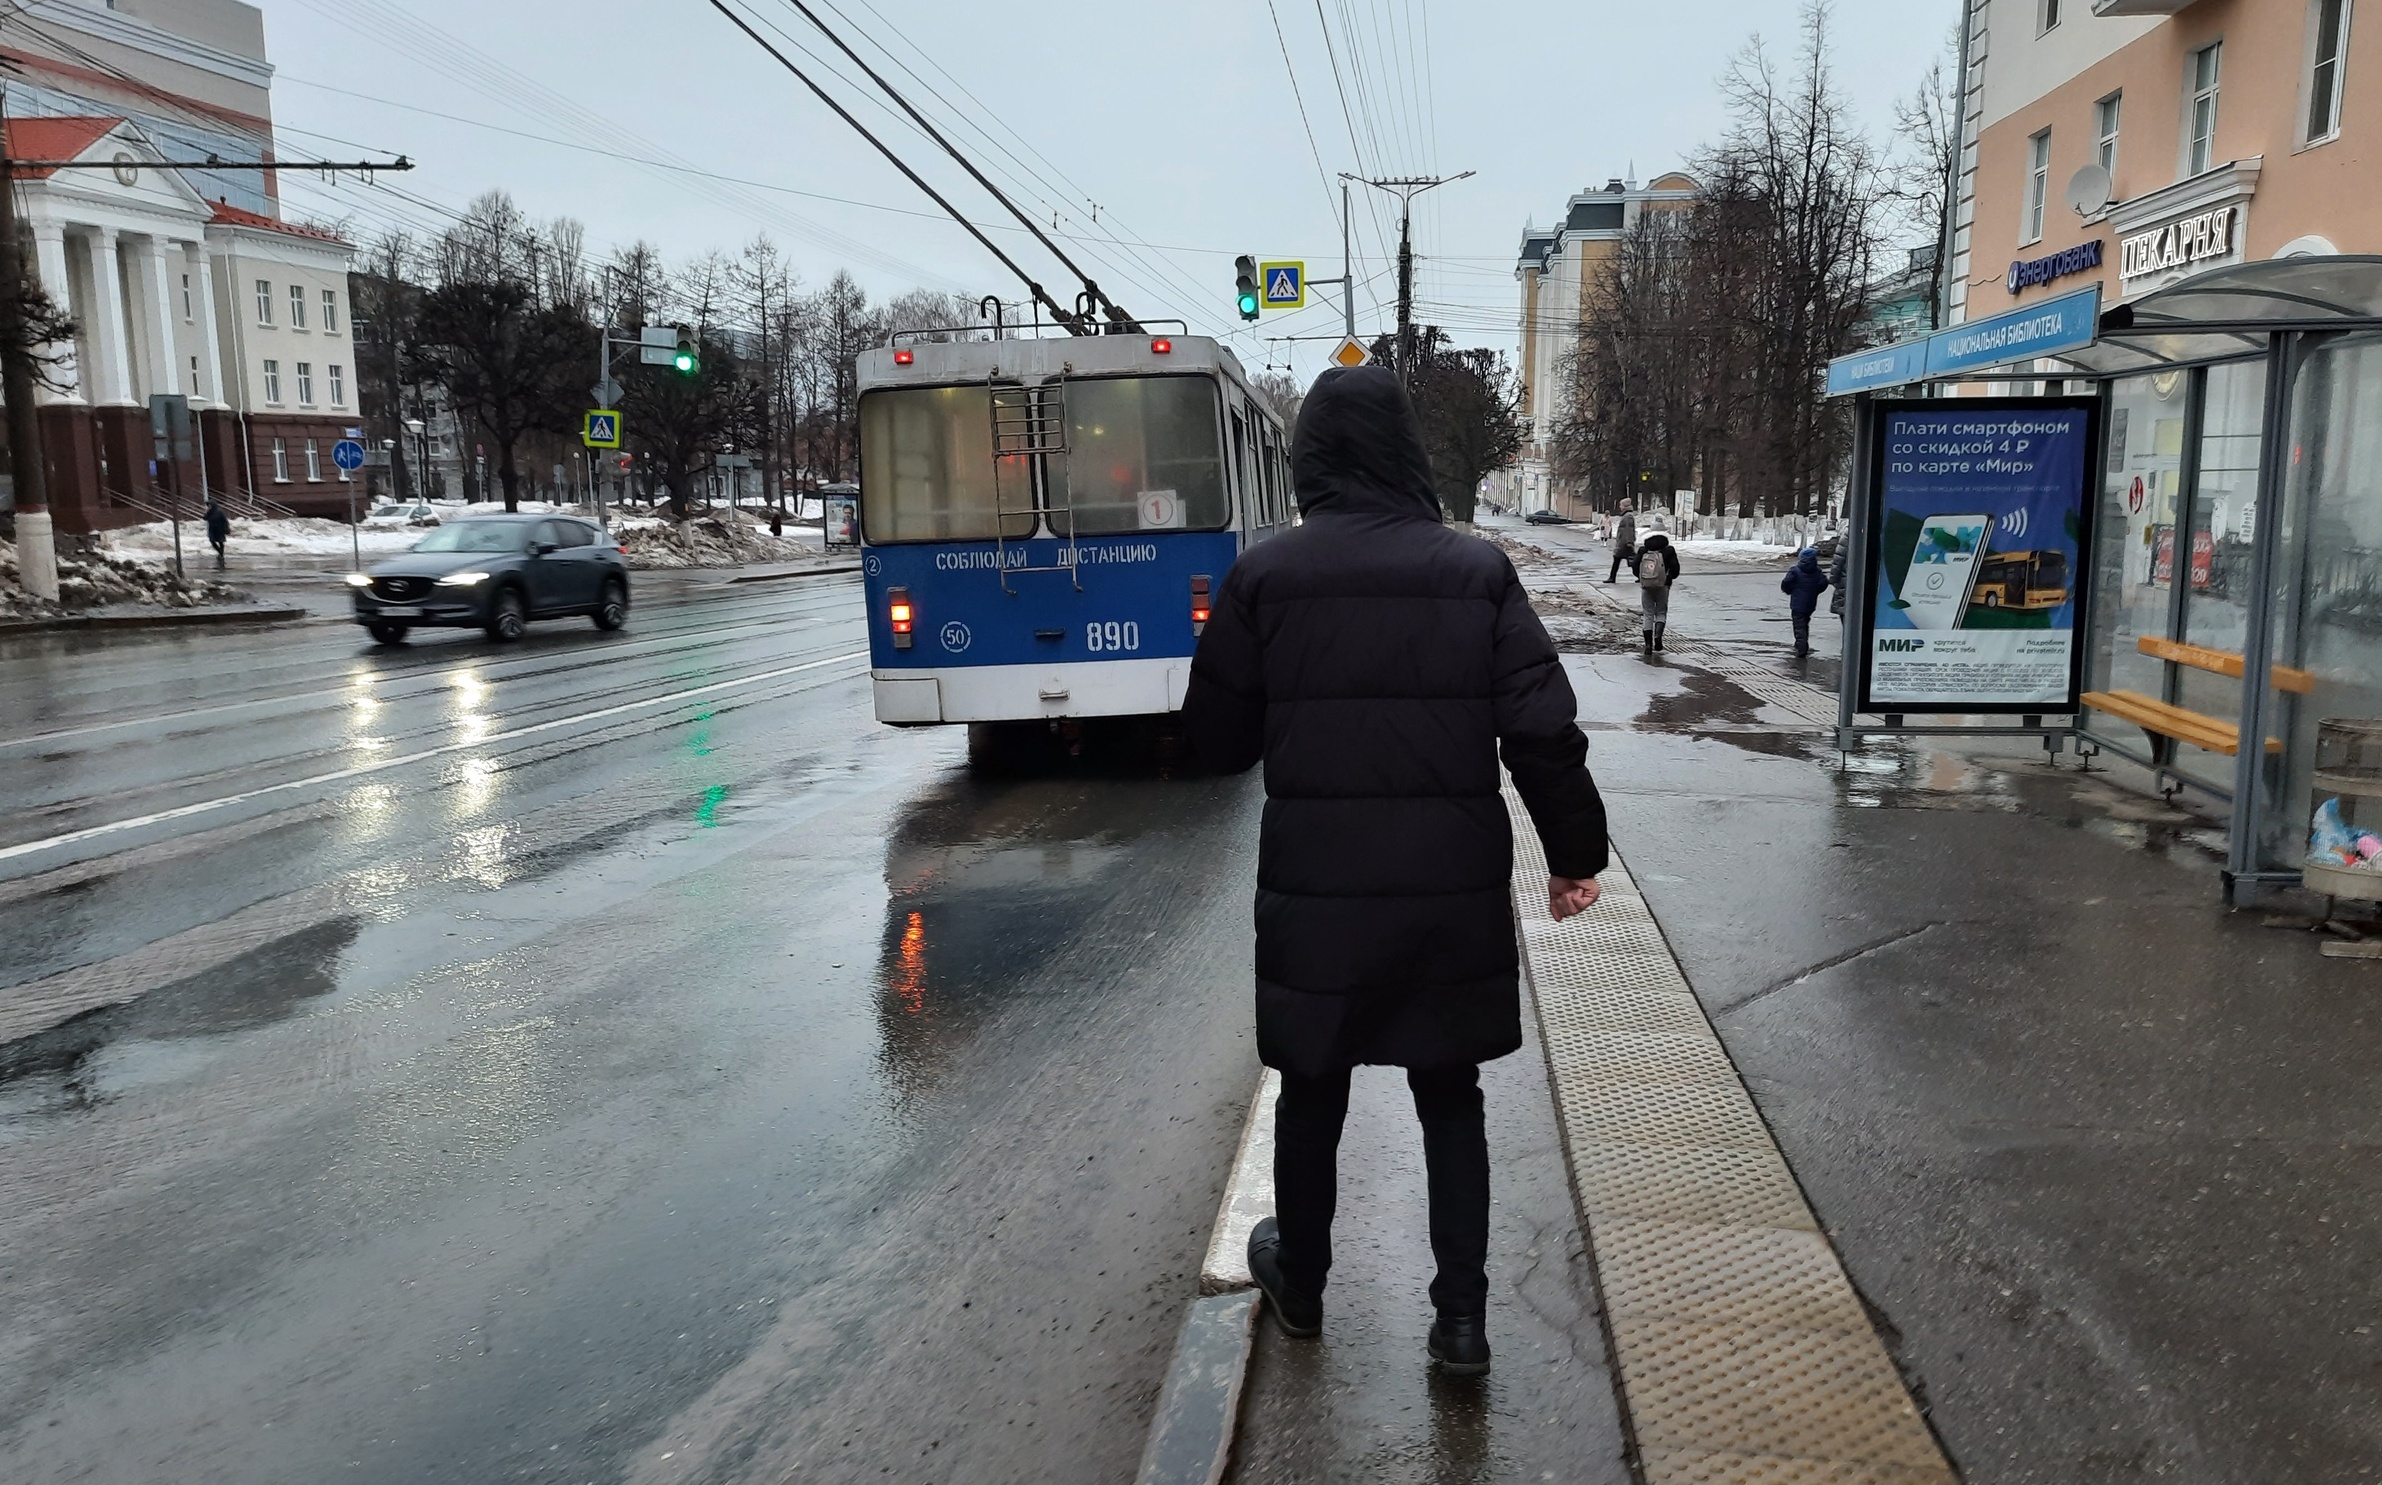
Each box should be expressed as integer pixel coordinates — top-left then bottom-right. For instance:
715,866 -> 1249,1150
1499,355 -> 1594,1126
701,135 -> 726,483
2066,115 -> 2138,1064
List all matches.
0,576 -> 1264,1483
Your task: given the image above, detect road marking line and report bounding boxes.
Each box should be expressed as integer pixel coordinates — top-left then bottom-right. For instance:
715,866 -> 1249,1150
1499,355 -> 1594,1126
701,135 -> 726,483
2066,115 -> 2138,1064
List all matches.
1508,787 -> 1955,1482
0,650 -> 867,865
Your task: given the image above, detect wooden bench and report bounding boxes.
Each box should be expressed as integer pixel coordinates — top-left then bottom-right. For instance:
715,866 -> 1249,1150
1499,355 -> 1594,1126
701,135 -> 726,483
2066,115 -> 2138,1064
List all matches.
2081,636 -> 2315,760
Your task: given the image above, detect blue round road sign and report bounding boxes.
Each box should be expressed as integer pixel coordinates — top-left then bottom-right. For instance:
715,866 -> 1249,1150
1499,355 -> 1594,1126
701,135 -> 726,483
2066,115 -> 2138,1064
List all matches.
333,439 -> 366,472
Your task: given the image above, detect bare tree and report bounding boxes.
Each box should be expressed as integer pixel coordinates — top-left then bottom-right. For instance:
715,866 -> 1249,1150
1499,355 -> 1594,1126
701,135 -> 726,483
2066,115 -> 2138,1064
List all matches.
1889,35 -> 1962,331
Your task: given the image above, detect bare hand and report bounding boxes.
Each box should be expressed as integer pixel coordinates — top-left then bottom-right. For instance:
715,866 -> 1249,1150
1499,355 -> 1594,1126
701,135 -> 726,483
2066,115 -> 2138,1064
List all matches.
1548,875 -> 1601,921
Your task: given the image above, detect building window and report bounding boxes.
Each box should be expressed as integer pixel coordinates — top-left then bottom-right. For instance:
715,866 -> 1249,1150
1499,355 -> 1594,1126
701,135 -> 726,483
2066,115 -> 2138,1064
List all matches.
180,272 -> 194,321
329,364 -> 346,405
2040,0 -> 2061,33
305,439 -> 321,482
255,279 -> 273,325
322,288 -> 340,333
2025,129 -> 2052,243
296,362 -> 315,406
261,359 -> 281,403
2309,0 -> 2352,144
289,284 -> 307,329
189,355 -> 200,392
2189,42 -> 2223,176
271,437 -> 289,482
2095,93 -> 2123,178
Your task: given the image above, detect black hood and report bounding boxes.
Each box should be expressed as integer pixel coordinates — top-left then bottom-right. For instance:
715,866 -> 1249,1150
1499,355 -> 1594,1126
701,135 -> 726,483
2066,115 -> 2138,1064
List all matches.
1290,365 -> 1440,520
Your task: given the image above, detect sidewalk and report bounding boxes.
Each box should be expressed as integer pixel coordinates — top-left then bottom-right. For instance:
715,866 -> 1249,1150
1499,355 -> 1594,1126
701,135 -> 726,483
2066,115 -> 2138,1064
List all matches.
1209,524 -> 2382,1481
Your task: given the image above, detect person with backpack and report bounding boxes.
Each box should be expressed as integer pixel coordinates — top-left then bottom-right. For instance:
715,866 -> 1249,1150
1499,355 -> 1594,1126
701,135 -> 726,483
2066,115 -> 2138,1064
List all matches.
1636,530 -> 1679,653
1183,365 -> 1610,1378
1781,546 -> 1832,657
1606,502 -> 1637,584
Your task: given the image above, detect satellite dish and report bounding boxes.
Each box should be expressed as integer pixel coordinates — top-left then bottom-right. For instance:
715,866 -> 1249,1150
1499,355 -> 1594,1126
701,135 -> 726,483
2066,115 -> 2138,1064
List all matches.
2067,163 -> 2114,218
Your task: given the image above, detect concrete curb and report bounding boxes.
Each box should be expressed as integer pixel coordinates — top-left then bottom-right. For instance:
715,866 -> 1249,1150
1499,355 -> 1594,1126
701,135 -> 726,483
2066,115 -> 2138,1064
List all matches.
1136,1068 -> 1279,1485
725,563 -> 860,584
0,605 -> 308,638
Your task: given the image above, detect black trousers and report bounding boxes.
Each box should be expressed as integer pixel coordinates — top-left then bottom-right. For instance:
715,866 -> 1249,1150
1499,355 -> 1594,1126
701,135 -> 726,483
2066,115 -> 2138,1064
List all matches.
1607,546 -> 1636,582
1274,1063 -> 1490,1316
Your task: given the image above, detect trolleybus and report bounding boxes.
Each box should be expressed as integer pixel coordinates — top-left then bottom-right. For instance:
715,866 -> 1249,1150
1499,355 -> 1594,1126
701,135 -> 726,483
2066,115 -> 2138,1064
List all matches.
855,328 -> 1291,733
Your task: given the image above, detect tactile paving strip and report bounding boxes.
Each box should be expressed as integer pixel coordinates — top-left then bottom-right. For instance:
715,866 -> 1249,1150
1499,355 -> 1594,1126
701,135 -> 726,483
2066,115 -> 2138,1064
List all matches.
1509,789 -> 1955,1484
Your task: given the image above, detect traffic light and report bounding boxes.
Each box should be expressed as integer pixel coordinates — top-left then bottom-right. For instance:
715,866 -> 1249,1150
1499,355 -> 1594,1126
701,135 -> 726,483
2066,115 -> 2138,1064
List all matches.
1235,255 -> 1260,322
672,325 -> 699,376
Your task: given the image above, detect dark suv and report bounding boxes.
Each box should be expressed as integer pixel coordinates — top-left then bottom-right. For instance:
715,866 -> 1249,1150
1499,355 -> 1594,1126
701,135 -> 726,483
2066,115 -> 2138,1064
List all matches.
348,513 -> 630,644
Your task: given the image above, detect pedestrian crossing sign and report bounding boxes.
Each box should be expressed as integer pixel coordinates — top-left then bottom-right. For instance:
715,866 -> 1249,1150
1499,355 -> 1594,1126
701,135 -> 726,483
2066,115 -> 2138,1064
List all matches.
582,410 -> 622,449
1260,261 -> 1305,309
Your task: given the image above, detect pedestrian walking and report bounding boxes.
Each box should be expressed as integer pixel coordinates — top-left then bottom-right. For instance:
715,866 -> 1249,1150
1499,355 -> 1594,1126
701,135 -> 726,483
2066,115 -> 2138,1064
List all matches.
1780,546 -> 1831,656
1183,365 -> 1610,1379
204,497 -> 230,571
1636,530 -> 1679,654
1606,502 -> 1637,584
1826,537 -> 1848,621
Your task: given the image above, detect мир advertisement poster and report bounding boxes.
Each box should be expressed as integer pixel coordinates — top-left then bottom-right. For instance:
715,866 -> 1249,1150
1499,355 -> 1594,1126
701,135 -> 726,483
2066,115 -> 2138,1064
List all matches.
1857,397 -> 2100,713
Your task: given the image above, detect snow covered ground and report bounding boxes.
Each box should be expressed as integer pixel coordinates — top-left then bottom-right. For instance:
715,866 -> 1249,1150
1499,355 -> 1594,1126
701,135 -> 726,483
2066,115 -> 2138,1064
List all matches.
106,517 -> 419,560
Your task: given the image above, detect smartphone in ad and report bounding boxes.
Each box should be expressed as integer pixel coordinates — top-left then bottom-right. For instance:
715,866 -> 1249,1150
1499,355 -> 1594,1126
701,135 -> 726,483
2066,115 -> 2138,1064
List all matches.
1898,514 -> 1992,630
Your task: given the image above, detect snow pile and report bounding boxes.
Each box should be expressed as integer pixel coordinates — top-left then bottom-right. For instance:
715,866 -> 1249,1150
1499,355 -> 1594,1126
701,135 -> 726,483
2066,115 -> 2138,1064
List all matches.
1,537 -> 250,620
106,517 -> 420,560
1675,538 -> 1803,565
616,517 -> 822,569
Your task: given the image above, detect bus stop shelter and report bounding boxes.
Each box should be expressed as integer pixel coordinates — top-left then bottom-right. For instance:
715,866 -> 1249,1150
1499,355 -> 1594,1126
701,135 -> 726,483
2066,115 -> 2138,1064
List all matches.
2055,256 -> 2382,897
1830,257 -> 2382,900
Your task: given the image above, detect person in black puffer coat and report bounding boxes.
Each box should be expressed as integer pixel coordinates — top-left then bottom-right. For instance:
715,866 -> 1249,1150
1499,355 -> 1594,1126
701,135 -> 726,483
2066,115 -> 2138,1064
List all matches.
1183,365 -> 1610,1377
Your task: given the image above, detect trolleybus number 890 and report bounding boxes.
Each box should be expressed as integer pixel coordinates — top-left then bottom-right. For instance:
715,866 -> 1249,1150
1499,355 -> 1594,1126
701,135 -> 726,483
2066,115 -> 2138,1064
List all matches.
1085,621 -> 1141,653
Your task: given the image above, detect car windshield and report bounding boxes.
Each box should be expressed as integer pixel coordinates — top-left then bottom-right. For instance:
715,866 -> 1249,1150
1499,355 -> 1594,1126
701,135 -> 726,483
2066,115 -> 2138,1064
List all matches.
412,521 -> 526,553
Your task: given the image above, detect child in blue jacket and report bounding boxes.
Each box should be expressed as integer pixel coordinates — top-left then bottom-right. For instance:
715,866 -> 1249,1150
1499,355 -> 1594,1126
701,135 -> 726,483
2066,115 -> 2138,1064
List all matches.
1780,547 -> 1831,656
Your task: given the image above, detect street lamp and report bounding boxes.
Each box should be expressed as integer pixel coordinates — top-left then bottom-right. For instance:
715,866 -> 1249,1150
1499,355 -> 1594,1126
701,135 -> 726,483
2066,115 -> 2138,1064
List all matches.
403,417 -> 426,502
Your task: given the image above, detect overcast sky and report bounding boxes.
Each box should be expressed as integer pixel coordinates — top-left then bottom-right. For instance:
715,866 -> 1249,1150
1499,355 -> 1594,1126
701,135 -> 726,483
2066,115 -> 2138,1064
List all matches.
265,0 -> 1956,383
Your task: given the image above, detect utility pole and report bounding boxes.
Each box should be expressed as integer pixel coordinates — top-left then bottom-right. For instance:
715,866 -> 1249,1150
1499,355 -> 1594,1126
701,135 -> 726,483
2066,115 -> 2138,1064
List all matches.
0,97 -> 57,600
1350,173 -> 1473,388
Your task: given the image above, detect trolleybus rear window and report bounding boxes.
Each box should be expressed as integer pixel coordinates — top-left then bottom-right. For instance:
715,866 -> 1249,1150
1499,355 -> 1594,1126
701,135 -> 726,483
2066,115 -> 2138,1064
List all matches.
858,386 -> 1035,543
1050,376 -> 1230,536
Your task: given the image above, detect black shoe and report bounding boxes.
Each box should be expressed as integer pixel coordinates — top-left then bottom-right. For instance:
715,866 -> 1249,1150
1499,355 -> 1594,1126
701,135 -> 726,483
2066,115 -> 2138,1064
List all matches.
1428,1313 -> 1491,1377
1654,625 -> 1667,651
1247,1217 -> 1322,1338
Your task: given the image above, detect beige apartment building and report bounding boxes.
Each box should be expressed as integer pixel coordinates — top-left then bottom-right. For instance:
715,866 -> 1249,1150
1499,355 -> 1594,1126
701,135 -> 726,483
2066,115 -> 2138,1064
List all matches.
1503,173 -> 1698,516
1953,0 -> 2365,323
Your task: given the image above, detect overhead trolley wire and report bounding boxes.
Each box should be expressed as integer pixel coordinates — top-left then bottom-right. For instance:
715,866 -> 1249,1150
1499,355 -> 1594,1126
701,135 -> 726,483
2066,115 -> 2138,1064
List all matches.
813,0 -> 1228,334
760,0 -> 1138,328
704,0 -> 1090,332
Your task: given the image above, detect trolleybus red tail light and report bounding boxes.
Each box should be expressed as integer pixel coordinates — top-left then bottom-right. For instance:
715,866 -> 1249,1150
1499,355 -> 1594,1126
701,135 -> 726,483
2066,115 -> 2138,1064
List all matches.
893,348 -> 914,365
888,587 -> 915,648
1150,338 -> 1172,355
1190,575 -> 1212,635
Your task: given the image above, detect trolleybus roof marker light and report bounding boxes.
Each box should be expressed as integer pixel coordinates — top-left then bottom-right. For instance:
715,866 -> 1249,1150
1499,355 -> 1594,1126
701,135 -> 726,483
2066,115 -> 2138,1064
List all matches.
1151,338 -> 1172,355
893,348 -> 914,365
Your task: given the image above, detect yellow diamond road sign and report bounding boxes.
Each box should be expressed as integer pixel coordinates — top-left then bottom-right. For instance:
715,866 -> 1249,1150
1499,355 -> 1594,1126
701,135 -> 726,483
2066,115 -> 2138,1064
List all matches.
582,410 -> 622,449
1260,261 -> 1305,309
1329,337 -> 1372,369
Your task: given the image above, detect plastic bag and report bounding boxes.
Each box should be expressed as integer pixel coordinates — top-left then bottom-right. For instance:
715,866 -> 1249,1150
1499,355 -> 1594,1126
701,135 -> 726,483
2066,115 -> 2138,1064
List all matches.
2310,797 -> 2362,867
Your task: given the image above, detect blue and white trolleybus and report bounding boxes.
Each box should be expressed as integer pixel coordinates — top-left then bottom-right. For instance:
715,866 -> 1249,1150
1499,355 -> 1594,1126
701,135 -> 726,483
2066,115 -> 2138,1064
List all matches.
855,328 -> 1292,731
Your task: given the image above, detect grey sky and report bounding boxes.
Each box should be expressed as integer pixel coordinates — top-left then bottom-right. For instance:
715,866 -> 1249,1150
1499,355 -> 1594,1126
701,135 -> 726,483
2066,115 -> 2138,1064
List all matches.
266,0 -> 1956,383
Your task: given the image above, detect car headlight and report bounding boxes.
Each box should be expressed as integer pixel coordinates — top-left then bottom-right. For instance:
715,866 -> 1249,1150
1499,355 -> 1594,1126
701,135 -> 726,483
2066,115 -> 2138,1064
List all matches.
436,570 -> 492,587
344,572 -> 372,587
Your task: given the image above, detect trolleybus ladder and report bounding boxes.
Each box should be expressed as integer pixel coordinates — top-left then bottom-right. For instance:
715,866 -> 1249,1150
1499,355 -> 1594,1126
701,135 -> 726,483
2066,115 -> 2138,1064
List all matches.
988,375 -> 1079,592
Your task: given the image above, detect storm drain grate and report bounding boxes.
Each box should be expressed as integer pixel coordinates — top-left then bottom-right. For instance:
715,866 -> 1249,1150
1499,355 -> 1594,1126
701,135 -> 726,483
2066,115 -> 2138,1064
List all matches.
1508,788 -> 1954,1484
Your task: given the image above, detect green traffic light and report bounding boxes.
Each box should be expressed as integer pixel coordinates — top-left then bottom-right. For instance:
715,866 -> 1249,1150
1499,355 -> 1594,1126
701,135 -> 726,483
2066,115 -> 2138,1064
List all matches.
673,351 -> 697,374
1237,291 -> 1259,318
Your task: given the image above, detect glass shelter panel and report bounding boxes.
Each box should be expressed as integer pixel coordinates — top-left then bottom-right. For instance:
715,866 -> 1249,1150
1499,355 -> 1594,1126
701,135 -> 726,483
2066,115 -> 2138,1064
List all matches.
2087,371 -> 2189,702
858,386 -> 1035,543
1050,376 -> 1231,536
2259,335 -> 2382,872
2170,362 -> 2268,791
